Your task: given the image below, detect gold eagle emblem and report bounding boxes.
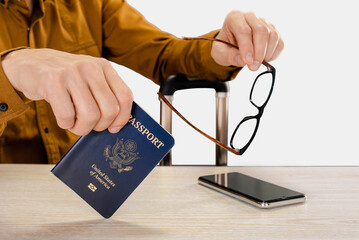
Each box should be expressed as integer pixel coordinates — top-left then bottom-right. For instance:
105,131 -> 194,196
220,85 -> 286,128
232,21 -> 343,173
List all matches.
104,138 -> 140,173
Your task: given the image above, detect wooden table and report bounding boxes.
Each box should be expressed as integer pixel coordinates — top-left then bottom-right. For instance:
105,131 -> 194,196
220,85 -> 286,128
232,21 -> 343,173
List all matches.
0,165 -> 358,240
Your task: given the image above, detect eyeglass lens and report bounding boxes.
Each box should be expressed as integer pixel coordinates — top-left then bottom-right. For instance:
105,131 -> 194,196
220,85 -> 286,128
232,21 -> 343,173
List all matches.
231,117 -> 257,150
250,72 -> 274,108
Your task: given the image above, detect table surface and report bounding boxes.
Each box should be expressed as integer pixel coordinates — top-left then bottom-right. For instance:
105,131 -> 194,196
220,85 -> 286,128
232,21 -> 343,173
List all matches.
0,165 -> 358,240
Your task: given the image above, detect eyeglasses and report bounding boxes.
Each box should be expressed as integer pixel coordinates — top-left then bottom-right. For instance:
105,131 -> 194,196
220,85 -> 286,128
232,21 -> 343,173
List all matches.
158,37 -> 276,155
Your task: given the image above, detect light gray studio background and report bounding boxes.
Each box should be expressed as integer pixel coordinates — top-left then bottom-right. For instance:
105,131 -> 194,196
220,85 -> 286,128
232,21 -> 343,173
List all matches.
111,0 -> 358,166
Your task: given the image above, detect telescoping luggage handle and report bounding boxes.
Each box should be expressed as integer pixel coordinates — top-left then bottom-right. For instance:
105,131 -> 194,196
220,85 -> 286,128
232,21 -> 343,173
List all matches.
158,74 -> 230,166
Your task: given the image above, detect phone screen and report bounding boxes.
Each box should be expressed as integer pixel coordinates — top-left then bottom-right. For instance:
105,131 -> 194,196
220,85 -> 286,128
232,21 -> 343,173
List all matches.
199,172 -> 306,207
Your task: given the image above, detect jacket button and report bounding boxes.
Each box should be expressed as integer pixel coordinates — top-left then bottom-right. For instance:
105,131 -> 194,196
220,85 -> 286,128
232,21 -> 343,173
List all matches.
0,103 -> 8,112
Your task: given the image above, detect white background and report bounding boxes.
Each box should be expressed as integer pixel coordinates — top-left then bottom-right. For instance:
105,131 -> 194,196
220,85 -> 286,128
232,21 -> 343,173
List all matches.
112,0 -> 359,166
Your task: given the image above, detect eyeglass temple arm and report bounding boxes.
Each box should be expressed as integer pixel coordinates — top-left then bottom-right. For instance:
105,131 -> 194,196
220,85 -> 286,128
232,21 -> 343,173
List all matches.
158,91 -> 241,155
182,37 -> 274,71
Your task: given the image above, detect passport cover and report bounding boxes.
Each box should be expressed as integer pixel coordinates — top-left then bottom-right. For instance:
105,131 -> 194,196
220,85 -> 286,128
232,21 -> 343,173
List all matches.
51,102 -> 174,218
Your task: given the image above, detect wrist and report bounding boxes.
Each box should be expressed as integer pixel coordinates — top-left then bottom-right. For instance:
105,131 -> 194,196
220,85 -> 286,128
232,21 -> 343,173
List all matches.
1,48 -> 30,92
0,47 -> 31,122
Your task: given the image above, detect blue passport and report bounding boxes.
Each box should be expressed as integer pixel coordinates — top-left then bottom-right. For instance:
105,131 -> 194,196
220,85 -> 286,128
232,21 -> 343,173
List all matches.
51,102 -> 174,218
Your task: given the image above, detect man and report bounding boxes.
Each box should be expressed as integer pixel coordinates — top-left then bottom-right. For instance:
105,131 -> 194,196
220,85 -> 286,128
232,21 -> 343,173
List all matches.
0,0 -> 283,164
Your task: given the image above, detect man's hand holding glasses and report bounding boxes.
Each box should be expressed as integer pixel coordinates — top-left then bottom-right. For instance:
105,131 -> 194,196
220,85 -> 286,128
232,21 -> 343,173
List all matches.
210,10 -> 284,71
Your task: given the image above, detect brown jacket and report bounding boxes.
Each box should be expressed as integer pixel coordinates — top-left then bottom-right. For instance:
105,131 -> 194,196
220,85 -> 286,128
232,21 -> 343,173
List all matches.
0,0 -> 239,164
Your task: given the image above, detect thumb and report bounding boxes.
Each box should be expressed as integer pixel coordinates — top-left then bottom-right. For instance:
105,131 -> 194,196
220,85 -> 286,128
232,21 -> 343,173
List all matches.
211,41 -> 246,67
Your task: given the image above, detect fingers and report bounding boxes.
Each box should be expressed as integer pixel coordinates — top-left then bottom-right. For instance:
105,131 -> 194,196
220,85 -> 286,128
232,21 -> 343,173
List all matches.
78,62 -> 120,132
226,11 -> 254,66
244,12 -> 269,71
270,39 -> 284,61
46,87 -> 75,130
67,72 -> 101,136
210,39 -> 246,68
213,11 -> 284,71
68,58 -> 133,136
261,19 -> 284,62
266,22 -> 285,62
101,60 -> 133,133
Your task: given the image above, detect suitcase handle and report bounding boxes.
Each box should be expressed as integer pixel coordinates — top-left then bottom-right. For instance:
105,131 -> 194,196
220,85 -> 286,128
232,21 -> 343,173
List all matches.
159,74 -> 230,166
159,74 -> 229,95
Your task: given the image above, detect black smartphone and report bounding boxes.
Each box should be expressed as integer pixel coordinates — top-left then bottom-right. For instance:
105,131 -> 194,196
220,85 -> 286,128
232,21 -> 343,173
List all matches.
198,172 -> 306,208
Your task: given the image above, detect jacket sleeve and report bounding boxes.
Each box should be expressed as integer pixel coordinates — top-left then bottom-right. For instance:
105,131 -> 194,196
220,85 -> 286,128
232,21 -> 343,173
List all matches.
102,0 -> 240,85
0,48 -> 30,133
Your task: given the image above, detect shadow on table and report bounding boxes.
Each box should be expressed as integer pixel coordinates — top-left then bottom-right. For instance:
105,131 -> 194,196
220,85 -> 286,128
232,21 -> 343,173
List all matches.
3,218 -> 165,240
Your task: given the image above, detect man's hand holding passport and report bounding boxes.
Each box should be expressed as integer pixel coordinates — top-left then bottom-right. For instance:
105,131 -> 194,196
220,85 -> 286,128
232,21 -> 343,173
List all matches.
52,102 -> 174,218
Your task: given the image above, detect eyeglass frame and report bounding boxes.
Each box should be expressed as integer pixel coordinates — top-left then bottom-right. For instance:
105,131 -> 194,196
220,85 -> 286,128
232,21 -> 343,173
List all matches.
229,61 -> 276,155
158,37 -> 276,155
